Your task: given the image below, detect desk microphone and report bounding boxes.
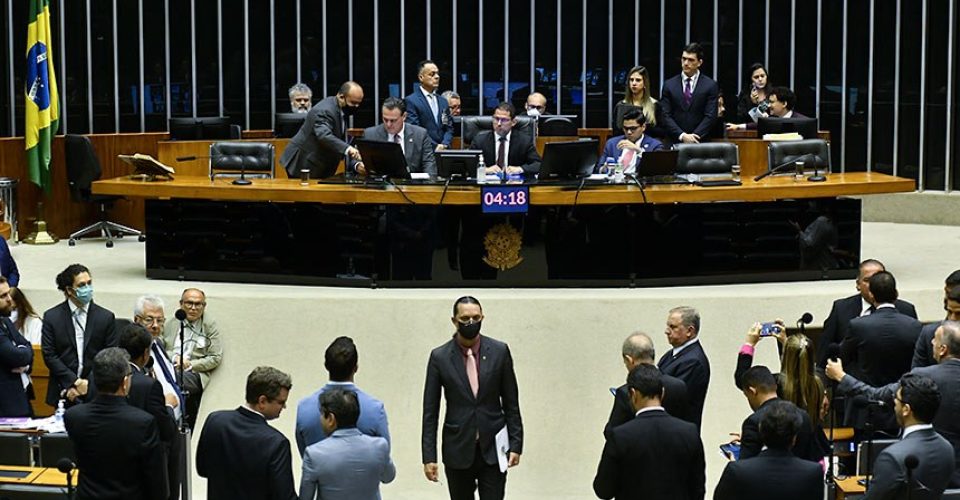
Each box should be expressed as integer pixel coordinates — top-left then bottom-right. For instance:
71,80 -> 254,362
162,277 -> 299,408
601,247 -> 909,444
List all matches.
754,157 -> 802,181
58,457 -> 76,499
176,155 -> 252,185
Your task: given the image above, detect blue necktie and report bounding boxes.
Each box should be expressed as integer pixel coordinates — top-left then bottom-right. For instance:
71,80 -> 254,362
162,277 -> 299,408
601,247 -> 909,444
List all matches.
153,341 -> 185,411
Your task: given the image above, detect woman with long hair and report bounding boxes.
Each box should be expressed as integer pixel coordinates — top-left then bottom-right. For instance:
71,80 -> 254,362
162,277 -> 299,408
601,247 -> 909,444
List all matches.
727,63 -> 772,130
11,287 -> 43,344
613,66 -> 659,135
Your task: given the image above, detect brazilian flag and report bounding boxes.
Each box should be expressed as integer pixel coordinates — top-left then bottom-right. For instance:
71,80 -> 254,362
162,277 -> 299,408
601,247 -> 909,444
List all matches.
25,0 -> 60,193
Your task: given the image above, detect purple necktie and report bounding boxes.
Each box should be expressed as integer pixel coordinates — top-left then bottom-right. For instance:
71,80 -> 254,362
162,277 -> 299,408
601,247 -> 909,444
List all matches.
683,77 -> 693,106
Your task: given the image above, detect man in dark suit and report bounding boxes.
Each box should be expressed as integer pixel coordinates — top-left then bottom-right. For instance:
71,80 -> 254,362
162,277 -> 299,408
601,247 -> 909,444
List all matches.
41,263 -> 117,407
657,306 -> 710,429
596,109 -> 665,173
659,42 -> 720,144
734,366 -> 825,463
605,331 -> 691,436
593,364 -> 705,500
352,96 -> 436,175
405,59 -> 453,150
470,102 -> 542,177
841,271 -> 922,432
64,348 -> 167,500
864,374 -> 955,499
714,399 -> 824,500
196,366 -> 297,500
818,258 -> 918,367
422,296 -> 523,500
913,274 -> 960,368
280,81 -> 363,179
827,320 -> 960,488
0,276 -> 32,417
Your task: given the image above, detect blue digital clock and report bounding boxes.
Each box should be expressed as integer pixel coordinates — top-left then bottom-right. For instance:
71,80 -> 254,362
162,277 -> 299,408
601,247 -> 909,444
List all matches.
480,185 -> 530,214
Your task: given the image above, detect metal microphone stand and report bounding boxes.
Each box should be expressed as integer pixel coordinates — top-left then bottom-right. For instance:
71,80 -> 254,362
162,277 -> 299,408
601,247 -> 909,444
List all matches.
175,310 -> 193,500
863,406 -> 877,490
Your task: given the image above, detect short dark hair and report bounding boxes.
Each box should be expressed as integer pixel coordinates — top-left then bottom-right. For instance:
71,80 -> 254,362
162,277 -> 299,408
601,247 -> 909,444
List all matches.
245,366 -> 293,405
948,285 -> 960,303
621,108 -> 647,126
453,296 -> 482,316
868,271 -> 898,304
382,96 -> 406,114
682,42 -> 704,60
627,364 -> 663,399
93,347 -> 131,393
740,365 -> 778,393
899,373 -> 941,423
946,270 -> 960,287
324,336 -> 358,381
494,102 -> 516,119
118,323 -> 153,361
768,86 -> 796,111
320,389 -> 360,428
416,59 -> 436,75
56,264 -> 90,292
758,400 -> 802,450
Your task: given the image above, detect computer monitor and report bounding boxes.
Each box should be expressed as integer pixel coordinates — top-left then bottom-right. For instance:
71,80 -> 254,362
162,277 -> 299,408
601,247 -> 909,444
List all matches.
354,139 -> 409,179
168,116 -> 234,140
436,149 -> 482,179
757,116 -> 819,139
274,113 -> 306,138
538,139 -> 600,180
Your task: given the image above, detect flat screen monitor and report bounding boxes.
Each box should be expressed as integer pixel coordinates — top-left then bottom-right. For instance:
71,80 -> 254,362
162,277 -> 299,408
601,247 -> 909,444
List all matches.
757,116 -> 818,139
354,139 -> 409,179
538,139 -> 600,180
274,113 -> 306,138
436,149 -> 482,179
168,117 -> 234,140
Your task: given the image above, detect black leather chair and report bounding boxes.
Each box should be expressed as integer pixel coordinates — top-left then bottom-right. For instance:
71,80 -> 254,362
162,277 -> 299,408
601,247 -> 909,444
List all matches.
0,485 -> 67,499
539,115 -> 578,136
675,142 -> 739,175
460,115 -> 535,147
767,139 -> 831,173
65,134 -> 145,248
37,432 -> 76,467
209,142 -> 275,180
0,431 -> 32,465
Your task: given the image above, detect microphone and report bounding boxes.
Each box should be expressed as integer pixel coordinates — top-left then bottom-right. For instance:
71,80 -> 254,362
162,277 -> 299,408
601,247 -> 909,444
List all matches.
176,154 -> 252,185
904,454 -> 919,470
56,458 -> 75,473
806,152 -> 828,182
175,309 -> 187,321
754,157 -> 804,181
852,395 -> 886,408
175,155 -> 208,162
797,312 -> 814,325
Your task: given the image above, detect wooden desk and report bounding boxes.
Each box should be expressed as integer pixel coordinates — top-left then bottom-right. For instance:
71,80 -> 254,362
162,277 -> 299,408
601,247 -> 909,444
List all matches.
30,345 -> 53,418
32,467 -> 76,486
0,466 -> 43,484
835,475 -> 866,499
156,138 -> 293,178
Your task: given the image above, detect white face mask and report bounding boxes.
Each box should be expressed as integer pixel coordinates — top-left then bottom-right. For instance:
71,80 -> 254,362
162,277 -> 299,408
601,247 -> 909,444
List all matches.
526,108 -> 541,118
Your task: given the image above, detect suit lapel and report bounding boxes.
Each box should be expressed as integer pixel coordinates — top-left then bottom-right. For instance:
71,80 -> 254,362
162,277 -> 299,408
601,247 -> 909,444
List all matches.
477,341 -> 494,399
83,304 -> 95,350
60,302 -> 78,353
448,341 -> 474,400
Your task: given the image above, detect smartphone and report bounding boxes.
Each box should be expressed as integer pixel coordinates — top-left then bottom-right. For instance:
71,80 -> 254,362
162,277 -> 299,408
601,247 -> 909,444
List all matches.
759,322 -> 782,337
719,442 -> 741,460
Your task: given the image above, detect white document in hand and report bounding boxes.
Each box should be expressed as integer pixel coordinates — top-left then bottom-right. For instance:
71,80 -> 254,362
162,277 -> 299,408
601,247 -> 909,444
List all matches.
495,425 -> 510,473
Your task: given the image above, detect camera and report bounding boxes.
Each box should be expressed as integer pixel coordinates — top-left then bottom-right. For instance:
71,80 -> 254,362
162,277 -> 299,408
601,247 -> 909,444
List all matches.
759,322 -> 782,337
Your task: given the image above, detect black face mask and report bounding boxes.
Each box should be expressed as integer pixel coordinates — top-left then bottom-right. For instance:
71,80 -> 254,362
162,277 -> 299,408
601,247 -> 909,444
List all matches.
341,104 -> 359,116
457,320 -> 481,339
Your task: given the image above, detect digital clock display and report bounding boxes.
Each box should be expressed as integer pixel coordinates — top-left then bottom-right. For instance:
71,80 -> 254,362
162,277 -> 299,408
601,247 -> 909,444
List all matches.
480,185 -> 530,214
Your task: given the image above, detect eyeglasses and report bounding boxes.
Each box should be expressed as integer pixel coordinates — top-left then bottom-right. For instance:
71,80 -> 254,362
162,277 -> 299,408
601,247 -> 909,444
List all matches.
493,117 -> 512,124
181,300 -> 205,309
138,315 -> 166,326
622,125 -> 641,133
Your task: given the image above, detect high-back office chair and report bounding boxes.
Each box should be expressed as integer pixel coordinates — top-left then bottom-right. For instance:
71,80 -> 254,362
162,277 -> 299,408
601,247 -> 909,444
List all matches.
65,134 -> 145,248
675,142 -> 739,175
539,116 -> 578,136
37,433 -> 76,467
208,142 -> 275,180
0,432 -> 32,465
460,115 -> 535,147
767,139 -> 831,173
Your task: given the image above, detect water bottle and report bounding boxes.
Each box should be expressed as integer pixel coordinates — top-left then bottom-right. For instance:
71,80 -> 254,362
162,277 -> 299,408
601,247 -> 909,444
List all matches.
614,156 -> 626,184
476,156 -> 486,185
603,157 -> 617,177
55,399 -> 66,423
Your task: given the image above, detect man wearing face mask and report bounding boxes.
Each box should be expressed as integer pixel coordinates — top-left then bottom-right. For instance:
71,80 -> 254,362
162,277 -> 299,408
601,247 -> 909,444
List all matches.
524,92 -> 547,118
41,263 -> 117,407
422,296 -> 523,500
280,80 -> 364,179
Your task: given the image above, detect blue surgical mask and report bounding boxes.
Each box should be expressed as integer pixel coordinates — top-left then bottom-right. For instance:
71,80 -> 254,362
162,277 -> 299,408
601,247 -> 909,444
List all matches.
74,284 -> 94,305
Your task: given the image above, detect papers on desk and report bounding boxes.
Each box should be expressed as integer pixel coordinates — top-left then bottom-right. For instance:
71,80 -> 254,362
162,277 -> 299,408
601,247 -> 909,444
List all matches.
0,416 -> 65,434
495,425 -> 510,472
762,132 -> 804,141
409,172 -> 431,180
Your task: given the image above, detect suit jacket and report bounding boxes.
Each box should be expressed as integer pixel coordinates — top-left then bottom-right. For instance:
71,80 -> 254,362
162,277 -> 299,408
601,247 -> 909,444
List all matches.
659,72 -> 720,140
87,363 -> 178,445
657,340 -> 710,429
0,237 -> 19,287
593,409 -> 705,500
351,123 -> 437,175
817,294 -> 917,367
422,334 -> 523,469
912,321 -> 941,369
865,428 -> 955,500
41,300 -> 117,405
604,374 -> 692,436
280,96 -> 349,179
738,397 -> 826,463
404,85 -> 453,147
470,130 -> 542,175
841,306 -> 921,429
298,428 -> 395,500
295,381 -> 391,456
161,314 -> 222,388
713,448 -> 824,500
196,406 -> 298,500
596,134 -> 666,172
0,317 -> 33,417
64,394 -> 167,500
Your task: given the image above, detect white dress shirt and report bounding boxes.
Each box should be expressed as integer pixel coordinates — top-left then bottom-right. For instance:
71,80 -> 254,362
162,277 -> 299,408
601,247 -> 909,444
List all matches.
68,300 -> 88,374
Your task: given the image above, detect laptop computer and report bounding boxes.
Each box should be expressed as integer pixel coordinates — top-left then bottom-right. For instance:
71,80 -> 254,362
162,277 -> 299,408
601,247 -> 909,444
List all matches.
354,139 -> 410,179
635,150 -> 689,184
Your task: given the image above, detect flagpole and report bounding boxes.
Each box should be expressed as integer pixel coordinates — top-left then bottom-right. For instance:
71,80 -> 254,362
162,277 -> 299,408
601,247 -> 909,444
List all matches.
23,201 -> 58,245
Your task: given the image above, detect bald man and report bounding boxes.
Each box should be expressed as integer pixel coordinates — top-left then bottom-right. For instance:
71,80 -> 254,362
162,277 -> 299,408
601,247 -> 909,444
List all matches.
280,81 -> 364,179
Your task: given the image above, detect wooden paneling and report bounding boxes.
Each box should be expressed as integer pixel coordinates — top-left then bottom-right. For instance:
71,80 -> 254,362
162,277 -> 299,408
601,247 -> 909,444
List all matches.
156,139 -> 292,178
30,345 -> 53,417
